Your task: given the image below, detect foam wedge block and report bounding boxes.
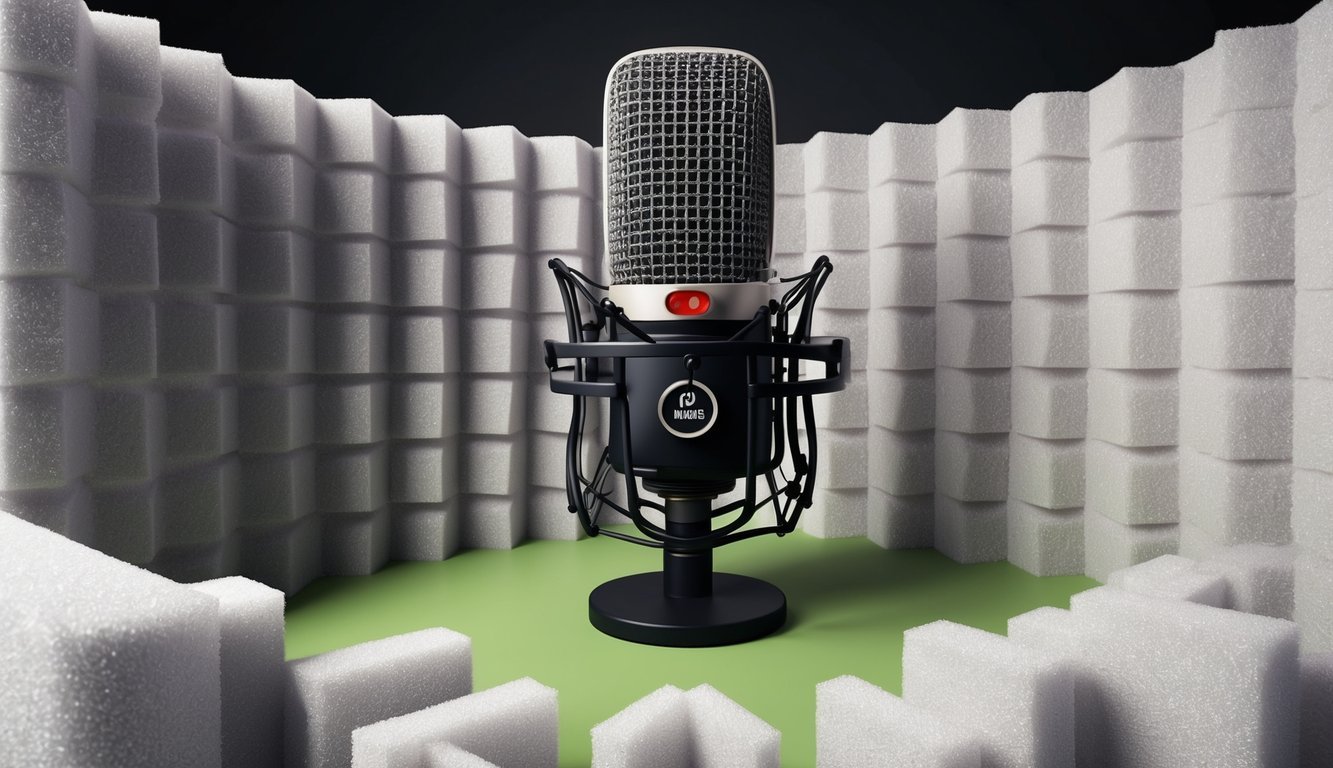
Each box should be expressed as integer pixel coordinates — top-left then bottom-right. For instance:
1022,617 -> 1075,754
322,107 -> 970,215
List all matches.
0,71 -> 93,186
389,380 -> 460,441
1180,283 -> 1294,370
1190,24 -> 1297,128
1086,213 -> 1180,293
0,0 -> 96,86
1087,291 -> 1179,369
91,387 -> 162,484
935,302 -> 1011,369
903,620 -> 1072,768
234,151 -> 316,229
866,489 -> 934,550
392,114 -> 463,179
868,182 -> 936,247
1301,651 -> 1333,768
869,121 -> 936,184
590,685 -> 690,768
1082,511 -> 1178,581
189,577 -> 285,768
316,98 -> 391,168
1295,376 -> 1333,473
868,426 -> 934,496
235,228 -> 314,301
1179,367 -> 1293,461
1179,447 -> 1291,545
1180,195 -> 1295,287
2,175 -> 94,280
311,237 -> 389,304
237,448 -> 316,528
0,278 -> 96,386
933,494 -> 1006,563
1010,366 -> 1086,441
1200,542 -> 1296,619
390,246 -> 461,309
935,367 -> 1009,434
314,443 -> 387,514
1294,289 -> 1333,378
1007,434 -> 1084,510
1104,553 -> 1228,606
1085,368 -> 1177,447
817,675 -> 980,768
935,431 -> 1009,502
0,383 -> 92,491
869,245 -> 936,308
313,312 -> 388,375
774,143 -> 804,196
232,77 -> 318,154
1010,296 -> 1088,368
1006,499 -> 1084,576
1011,90 -> 1088,165
89,11 -> 161,120
804,131 -> 868,192
936,108 -> 1010,177
868,369 -> 935,431
935,236 -> 1012,302
936,170 -> 1010,239
157,210 -> 236,292
685,684 -> 780,768
0,512 -> 221,767
1297,0 -> 1333,115
286,627 -> 472,768
1088,66 -> 1183,152
91,116 -> 158,203
461,125 -> 530,188
1010,159 -> 1088,233
805,189 -> 868,252
158,46 -> 231,134
1087,139 -> 1181,223
1084,440 -> 1178,525
158,131 -> 233,213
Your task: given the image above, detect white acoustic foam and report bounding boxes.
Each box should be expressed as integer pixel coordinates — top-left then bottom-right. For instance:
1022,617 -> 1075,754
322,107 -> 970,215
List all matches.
1104,553 -> 1228,606
817,675 -> 981,768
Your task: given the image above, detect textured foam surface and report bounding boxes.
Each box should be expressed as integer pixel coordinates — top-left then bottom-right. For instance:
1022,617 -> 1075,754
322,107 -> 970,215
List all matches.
1010,159 -> 1087,234
1066,586 -> 1299,767
869,121 -> 936,184
805,189 -> 869,252
92,116 -> 158,203
1293,468 -> 1333,560
817,675 -> 980,768
1298,0 -> 1333,113
1301,652 -> 1333,767
868,369 -> 935,431
1187,24 -> 1297,130
0,384 -> 93,490
1010,296 -> 1088,368
804,131 -> 868,192
350,677 -> 557,768
1294,289 -> 1333,378
1085,368 -> 1177,447
936,236 -> 1012,301
869,245 -> 936,307
0,0 -> 96,85
1179,367 -> 1293,460
0,278 -> 96,386
1200,542 -> 1297,619
935,302 -> 1011,369
590,685 -> 690,768
2,174 -> 94,280
232,77 -> 318,153
1010,366 -> 1086,440
0,511 -> 222,767
234,151 -> 316,228
392,114 -> 463,179
1010,227 -> 1087,297
1084,440 -> 1178,525
158,131 -> 233,213
1180,196 -> 1295,287
935,367 -> 1010,434
1180,283 -> 1294,369
867,307 -> 934,370
1006,499 -> 1083,576
935,430 -> 1009,502
1082,512 -> 1179,581
1295,554 -> 1333,651
159,46 -> 230,133
868,181 -> 936,247
903,620 -> 1072,768
0,70 -> 93,185
1104,554 -> 1228,606
1007,434 -> 1084,510
157,210 -> 236,291
685,684 -> 780,768
89,11 -> 161,120
1088,66 -> 1183,152
1182,109 -> 1295,206
1087,291 -> 1179,369
189,577 -> 285,768
317,98 -> 391,168
1088,139 -> 1180,223
1086,213 -> 1180,292
933,494 -> 1007,563
936,170 -> 1011,239
866,489 -> 934,550
868,426 -> 934,496
1011,91 -> 1088,166
286,627 -> 473,768
936,108 -> 1010,177
1179,447 -> 1291,545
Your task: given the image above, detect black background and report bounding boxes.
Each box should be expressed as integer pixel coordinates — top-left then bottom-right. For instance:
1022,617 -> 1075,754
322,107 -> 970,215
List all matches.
90,0 -> 1320,144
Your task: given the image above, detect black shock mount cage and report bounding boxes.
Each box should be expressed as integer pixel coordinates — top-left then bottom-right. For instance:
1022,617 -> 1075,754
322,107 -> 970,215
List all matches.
542,255 -> 850,554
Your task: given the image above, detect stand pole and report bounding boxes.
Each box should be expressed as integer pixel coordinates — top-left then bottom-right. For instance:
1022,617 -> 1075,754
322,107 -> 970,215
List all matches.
663,497 -> 713,598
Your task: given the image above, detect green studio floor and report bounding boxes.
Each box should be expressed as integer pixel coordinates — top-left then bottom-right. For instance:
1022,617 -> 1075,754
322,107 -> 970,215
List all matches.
285,530 -> 1097,767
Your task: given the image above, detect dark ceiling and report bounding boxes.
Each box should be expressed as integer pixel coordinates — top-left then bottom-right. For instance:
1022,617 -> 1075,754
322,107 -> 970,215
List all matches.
89,0 -> 1321,144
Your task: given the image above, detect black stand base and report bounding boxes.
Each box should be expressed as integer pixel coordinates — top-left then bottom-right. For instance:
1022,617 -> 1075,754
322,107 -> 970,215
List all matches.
588,571 -> 787,647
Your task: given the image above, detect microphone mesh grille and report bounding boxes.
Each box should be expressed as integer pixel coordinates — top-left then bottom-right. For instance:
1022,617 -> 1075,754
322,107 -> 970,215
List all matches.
605,50 -> 773,285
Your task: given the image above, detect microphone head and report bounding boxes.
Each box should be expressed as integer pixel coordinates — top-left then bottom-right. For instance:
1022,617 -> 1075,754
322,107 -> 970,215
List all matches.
604,47 -> 775,285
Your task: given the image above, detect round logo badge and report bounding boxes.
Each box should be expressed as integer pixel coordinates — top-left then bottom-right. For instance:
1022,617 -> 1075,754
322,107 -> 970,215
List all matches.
657,380 -> 719,439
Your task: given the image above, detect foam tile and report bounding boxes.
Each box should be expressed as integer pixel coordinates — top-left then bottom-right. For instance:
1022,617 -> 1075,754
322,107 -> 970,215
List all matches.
869,121 -> 936,184
1084,440 -> 1178,525
425,743 -> 498,768
819,676 -> 983,768
526,428 -> 579,489
1088,66 -> 1183,152
238,384 -> 315,453
685,684 -> 779,768
903,620 -> 1072,767
771,194 -> 806,256
531,192 -> 592,254
1179,446 -> 1290,545
158,46 -> 230,134
935,302 -> 1011,369
236,516 -> 321,595
936,170 -> 1010,239
591,685 -> 690,768
0,278 -> 96,385
1180,367 -> 1293,460
1087,138 -> 1181,223
525,487 -> 584,542
1085,368 -> 1177,447
162,385 -> 237,466
1011,91 -> 1088,165
1195,24 -> 1298,126
0,0 -> 95,85
530,134 -> 595,196
90,480 -> 157,563
1,174 -> 93,280
1007,434 -> 1084,510
869,181 -> 936,246
1293,467 -> 1333,560
390,503 -> 462,561
460,125 -> 531,188
158,130 -> 233,213
1006,499 -> 1083,576
936,236 -> 1011,302
460,436 -> 524,496
460,316 -> 526,374
1191,108 -> 1296,204
1295,289 -> 1333,378
389,379 -> 460,440
810,250 -> 867,309
1009,366 -> 1084,440
1066,585 -> 1299,766
773,143 -> 804,196
866,489 -> 934,550
1010,227 -> 1086,297
936,431 -> 1009,503
1180,195 -> 1295,287
1295,377 -> 1333,473
315,443 -> 387,514
1087,290 -> 1179,369
157,210 -> 235,292
1086,213 -> 1180,292
232,77 -> 318,154
1296,102 -> 1333,198
1201,542 -> 1297,619
1082,512 -> 1178,581
869,245 -> 936,308
868,369 -> 935,431
313,381 -> 388,446
1296,554 -> 1333,651
89,11 -> 161,120
313,237 -> 389,304
234,151 -> 316,228
866,307 -> 934,370
811,427 -> 864,490
97,293 -> 155,379
320,506 -> 390,575
157,456 -> 238,548
390,246 -> 461,309
933,488 -> 1002,560
91,116 -> 158,203
91,387 -> 161,484
390,314 -> 459,375
0,512 -> 221,767
804,131 -> 868,192
315,168 -> 389,237
235,228 -> 314,301
286,627 -> 472,768
812,308 -> 868,370
868,426 -> 933,496
935,367 -> 1009,434
1010,296 -> 1088,368
1179,283 -> 1294,369
316,98 -> 391,168
389,443 -> 451,504
0,384 -> 92,490
805,189 -> 868,252
1104,553 -> 1228,606
1298,0 -> 1333,114
0,71 -> 92,185
936,108 -> 1010,177
313,311 -> 387,375
1010,159 -> 1087,234
237,449 -> 316,528
392,114 -> 463,179
189,577 -> 285,768
463,187 -> 529,250
237,304 -> 313,375
802,487 -> 867,539
459,493 -> 526,548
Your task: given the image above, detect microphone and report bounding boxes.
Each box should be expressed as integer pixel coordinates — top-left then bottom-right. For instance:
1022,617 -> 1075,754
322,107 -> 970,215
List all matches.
543,47 -> 849,647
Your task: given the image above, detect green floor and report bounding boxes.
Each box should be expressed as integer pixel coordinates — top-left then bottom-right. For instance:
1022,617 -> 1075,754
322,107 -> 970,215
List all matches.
285,531 -> 1096,767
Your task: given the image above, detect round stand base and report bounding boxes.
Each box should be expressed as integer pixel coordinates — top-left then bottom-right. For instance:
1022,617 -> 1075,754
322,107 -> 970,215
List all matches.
588,572 -> 787,647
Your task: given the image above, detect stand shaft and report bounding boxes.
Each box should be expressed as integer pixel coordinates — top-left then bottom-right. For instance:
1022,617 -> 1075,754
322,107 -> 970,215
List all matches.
664,497 -> 713,598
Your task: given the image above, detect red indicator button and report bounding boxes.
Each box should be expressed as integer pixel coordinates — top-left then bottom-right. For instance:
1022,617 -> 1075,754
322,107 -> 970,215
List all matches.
666,290 -> 711,316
